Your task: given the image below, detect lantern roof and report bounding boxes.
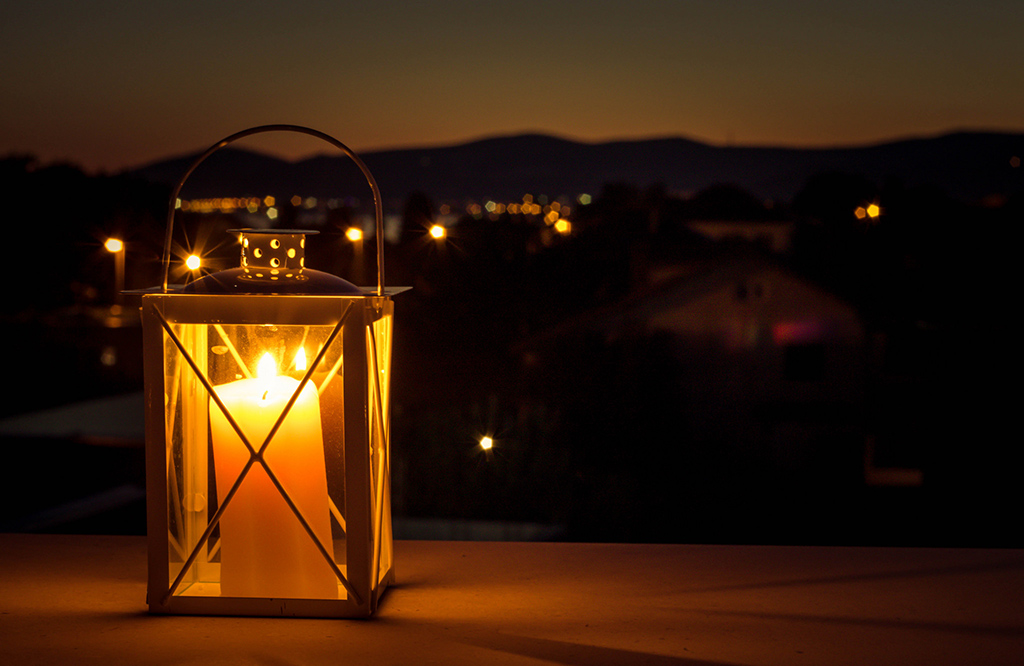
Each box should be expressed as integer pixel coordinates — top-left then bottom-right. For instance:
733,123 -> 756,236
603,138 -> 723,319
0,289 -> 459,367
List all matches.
182,228 -> 364,295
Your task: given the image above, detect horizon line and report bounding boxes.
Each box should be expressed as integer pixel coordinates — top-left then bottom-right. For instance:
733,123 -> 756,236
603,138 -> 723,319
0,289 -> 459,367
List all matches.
6,125 -> 1021,176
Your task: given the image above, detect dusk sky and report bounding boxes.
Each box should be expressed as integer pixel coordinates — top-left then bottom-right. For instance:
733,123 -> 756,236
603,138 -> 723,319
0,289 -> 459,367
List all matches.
2,0 -> 1022,173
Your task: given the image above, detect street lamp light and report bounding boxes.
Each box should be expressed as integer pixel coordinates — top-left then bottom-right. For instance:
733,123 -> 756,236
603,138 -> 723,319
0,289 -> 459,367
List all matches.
105,237 -> 125,309
345,226 -> 365,284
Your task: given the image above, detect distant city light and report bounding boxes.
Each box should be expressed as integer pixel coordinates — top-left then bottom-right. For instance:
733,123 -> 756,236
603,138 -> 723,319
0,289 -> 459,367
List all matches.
480,436 -> 494,451
866,203 -> 881,218
185,254 -> 201,271
100,345 -> 117,367
429,224 -> 446,239
346,227 -> 363,242
290,195 -> 302,207
554,219 -> 572,235
267,207 -> 278,220
104,238 -> 123,253
178,197 -> 261,214
578,193 -> 592,205
468,197 -> 574,220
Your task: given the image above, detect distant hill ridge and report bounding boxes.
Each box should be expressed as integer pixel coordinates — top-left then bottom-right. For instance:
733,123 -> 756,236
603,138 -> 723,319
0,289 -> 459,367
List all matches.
127,130 -> 1024,206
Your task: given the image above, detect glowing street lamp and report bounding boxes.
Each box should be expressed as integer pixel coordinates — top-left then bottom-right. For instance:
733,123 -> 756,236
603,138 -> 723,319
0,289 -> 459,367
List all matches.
185,254 -> 201,271
429,224 -> 446,240
141,126 -> 406,617
345,226 -> 365,284
105,237 -> 125,307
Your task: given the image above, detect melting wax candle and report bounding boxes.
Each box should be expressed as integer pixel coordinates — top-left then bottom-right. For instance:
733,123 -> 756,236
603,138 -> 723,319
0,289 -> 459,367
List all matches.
210,353 -> 336,599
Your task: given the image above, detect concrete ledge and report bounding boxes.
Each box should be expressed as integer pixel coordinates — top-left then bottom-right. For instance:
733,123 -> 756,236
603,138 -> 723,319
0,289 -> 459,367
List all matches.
1,534 -> 1022,665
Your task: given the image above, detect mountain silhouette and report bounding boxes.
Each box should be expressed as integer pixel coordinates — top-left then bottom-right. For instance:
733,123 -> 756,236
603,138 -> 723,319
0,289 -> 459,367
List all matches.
127,130 -> 1024,206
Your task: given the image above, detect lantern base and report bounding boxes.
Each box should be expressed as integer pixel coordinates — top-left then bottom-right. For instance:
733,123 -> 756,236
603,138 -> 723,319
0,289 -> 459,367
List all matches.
150,565 -> 395,617
150,580 -> 393,618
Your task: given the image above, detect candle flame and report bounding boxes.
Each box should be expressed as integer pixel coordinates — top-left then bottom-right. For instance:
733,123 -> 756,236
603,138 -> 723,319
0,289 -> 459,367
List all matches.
257,353 -> 277,380
294,347 -> 307,372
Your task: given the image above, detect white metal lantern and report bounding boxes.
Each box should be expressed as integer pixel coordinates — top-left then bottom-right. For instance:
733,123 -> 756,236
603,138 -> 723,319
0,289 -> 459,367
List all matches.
142,125 -> 405,617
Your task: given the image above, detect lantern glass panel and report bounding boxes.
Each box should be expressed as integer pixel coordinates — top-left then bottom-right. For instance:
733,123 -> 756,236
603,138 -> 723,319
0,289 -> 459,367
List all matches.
369,309 -> 394,582
154,305 -> 394,603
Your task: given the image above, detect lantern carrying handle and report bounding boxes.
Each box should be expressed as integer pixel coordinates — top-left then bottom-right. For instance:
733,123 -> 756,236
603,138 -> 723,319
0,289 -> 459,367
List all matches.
160,124 -> 386,295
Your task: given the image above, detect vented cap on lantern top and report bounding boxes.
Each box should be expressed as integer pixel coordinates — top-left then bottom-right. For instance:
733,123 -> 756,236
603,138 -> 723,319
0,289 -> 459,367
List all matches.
183,229 -> 364,295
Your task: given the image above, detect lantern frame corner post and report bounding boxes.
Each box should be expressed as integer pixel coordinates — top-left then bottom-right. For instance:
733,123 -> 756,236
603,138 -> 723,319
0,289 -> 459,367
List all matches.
340,297 -> 397,614
142,296 -> 171,612
369,297 -> 397,607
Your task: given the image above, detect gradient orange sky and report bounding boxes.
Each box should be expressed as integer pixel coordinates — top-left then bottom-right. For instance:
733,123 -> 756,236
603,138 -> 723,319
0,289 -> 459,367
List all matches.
2,0 -> 1022,173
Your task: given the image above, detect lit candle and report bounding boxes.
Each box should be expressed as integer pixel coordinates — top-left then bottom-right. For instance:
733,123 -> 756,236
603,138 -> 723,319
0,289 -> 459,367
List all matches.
210,352 -> 336,599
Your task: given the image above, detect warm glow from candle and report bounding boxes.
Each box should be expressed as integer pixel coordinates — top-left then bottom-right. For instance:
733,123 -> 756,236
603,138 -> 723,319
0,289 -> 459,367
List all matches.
294,347 -> 307,372
257,352 -> 277,380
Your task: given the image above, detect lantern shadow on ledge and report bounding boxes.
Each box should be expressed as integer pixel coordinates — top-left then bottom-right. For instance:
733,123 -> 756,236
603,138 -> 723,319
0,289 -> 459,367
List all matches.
135,126 -> 408,618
